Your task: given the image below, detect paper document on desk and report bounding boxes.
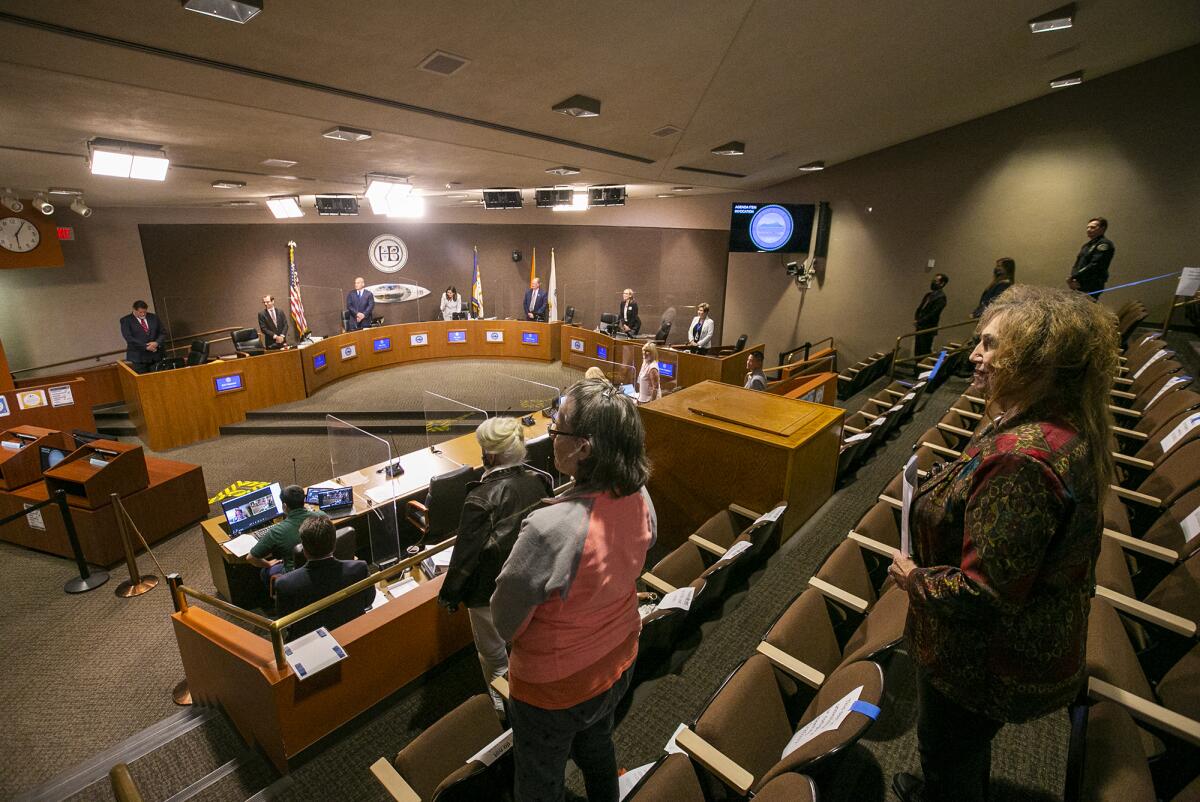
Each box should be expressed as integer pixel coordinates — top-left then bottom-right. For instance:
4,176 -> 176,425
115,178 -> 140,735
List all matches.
365,480 -> 405,504
224,533 -> 258,557
901,454 -> 919,556
387,578 -> 419,598
283,627 -> 347,681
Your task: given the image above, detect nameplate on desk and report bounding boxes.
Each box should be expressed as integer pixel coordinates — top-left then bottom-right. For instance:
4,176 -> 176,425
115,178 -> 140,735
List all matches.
340,344 -> 357,361
214,374 -> 244,394
570,338 -> 584,353
410,333 -> 429,347
521,331 -> 539,345
313,353 -> 327,371
88,457 -> 109,468
597,345 -> 608,360
373,336 -> 392,353
659,362 -> 676,379
447,330 -> 467,343
1,440 -> 20,450
485,330 -> 504,343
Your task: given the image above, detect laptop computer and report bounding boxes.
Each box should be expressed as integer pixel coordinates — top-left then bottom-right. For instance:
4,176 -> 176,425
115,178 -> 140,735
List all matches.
316,486 -> 354,513
221,482 -> 284,536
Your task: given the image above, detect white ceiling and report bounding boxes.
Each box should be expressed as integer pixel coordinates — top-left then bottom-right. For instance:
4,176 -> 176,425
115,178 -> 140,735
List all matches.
0,0 -> 1197,211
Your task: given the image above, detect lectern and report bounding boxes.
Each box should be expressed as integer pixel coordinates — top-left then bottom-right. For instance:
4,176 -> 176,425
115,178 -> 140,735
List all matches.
43,440 -> 150,509
0,426 -> 70,490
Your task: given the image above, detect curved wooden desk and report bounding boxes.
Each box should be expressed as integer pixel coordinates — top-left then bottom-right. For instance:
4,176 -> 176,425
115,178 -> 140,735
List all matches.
559,326 -> 761,388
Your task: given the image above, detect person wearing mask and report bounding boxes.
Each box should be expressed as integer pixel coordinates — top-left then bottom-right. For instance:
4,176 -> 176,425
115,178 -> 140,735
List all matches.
637,342 -> 662,402
246,484 -> 317,587
743,349 -> 767,391
524,277 -> 548,322
686,302 -> 715,354
492,380 -> 655,802
889,285 -> 1116,802
439,417 -> 551,716
1068,217 -> 1115,299
258,294 -> 289,349
119,300 -> 166,374
346,276 -> 375,331
971,259 -> 1014,319
275,515 -> 372,640
440,286 -> 463,320
618,288 -> 641,336
913,274 -> 949,356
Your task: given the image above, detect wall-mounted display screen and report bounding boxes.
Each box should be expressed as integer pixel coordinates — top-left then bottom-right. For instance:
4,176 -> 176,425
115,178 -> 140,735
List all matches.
521,332 -> 539,345
448,330 -> 467,343
214,374 -> 243,393
373,337 -> 392,352
728,202 -> 815,253
313,353 -> 327,370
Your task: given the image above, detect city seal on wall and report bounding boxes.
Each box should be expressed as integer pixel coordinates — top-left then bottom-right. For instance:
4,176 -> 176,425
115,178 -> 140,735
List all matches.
368,234 -> 408,273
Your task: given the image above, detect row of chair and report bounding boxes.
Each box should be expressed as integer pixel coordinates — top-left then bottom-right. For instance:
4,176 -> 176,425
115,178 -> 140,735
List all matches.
838,378 -> 928,478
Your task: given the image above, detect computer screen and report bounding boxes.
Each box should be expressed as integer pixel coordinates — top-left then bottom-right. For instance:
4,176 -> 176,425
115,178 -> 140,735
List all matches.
313,353 -> 327,370
317,486 -> 354,511
220,482 -> 284,534
373,337 -> 392,353
659,362 -> 676,379
39,446 -> 67,472
448,330 -> 467,343
522,332 -> 540,345
728,202 -> 816,253
214,374 -> 243,393
597,345 -> 608,360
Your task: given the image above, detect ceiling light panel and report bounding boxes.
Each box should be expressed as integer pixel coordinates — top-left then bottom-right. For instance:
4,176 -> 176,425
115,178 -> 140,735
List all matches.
322,125 -> 373,142
266,196 -> 303,218
181,0 -> 263,24
212,180 -> 246,189
711,141 -> 746,156
798,161 -> 826,172
88,139 -> 169,181
261,158 -> 297,168
552,94 -> 601,118
1050,70 -> 1084,88
1029,4 -> 1075,33
546,166 -> 581,176
417,50 -> 471,76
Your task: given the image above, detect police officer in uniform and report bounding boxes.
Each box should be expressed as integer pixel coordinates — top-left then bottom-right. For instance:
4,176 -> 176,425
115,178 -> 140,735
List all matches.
1067,217 -> 1115,299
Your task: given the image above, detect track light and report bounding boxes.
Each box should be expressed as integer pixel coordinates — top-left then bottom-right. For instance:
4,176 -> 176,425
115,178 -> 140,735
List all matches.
1049,70 -> 1084,89
70,197 -> 93,218
89,138 -> 170,181
266,196 -> 303,218
32,193 -> 54,215
182,0 -> 263,24
711,141 -> 746,156
1029,3 -> 1075,33
1,190 -> 21,213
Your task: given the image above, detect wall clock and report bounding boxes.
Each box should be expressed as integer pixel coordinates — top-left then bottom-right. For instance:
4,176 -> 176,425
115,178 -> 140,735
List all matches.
0,216 -> 41,253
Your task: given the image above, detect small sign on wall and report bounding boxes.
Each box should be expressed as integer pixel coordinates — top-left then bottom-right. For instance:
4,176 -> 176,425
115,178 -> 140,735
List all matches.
48,385 -> 75,407
410,333 -> 429,347
17,389 -> 48,410
0,396 -> 10,417
486,330 -> 504,343
341,344 -> 358,361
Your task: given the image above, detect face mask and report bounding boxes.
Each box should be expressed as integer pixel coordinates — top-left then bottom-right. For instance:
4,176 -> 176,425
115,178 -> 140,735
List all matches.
930,281 -> 940,291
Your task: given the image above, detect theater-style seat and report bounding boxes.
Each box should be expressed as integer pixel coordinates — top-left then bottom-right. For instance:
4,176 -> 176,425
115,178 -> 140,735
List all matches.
625,753 -> 818,802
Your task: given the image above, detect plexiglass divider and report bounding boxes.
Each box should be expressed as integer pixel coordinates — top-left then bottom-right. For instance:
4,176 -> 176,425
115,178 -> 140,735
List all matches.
298,284 -> 346,340
159,294 -> 242,359
325,415 -> 401,568
423,391 -> 489,456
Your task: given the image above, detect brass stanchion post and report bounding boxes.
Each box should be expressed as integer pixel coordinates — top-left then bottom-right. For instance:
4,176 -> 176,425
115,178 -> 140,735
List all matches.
112,492 -> 158,597
166,573 -> 192,705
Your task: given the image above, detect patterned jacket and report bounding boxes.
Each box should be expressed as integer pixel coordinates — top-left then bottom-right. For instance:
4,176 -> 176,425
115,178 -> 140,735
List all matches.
905,417 -> 1102,722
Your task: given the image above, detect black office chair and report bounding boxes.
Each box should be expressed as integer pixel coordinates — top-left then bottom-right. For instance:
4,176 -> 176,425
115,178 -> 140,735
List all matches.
600,312 -> 618,335
153,357 -> 185,371
186,339 -> 210,366
734,334 -> 748,353
232,328 -> 265,356
404,465 -> 480,546
524,434 -> 557,483
654,321 -> 672,344
564,306 -> 576,325
370,315 -> 384,327
291,525 -> 358,570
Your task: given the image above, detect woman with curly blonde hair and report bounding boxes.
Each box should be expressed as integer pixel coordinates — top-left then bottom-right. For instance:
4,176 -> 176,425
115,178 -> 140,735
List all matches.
889,285 -> 1117,802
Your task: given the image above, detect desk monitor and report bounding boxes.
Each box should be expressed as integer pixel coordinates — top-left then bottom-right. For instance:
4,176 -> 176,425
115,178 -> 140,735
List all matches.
373,336 -> 392,353
447,330 -> 467,343
597,345 -> 608,360
521,331 -> 539,345
451,311 -> 470,320
316,486 -> 354,512
220,482 -> 284,535
214,374 -> 243,393
659,362 -> 676,379
313,353 -> 327,370
39,446 -> 67,472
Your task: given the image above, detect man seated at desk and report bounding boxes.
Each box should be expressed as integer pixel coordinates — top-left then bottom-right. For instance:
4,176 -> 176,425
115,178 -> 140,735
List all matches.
275,515 -> 372,640
245,484 -> 316,586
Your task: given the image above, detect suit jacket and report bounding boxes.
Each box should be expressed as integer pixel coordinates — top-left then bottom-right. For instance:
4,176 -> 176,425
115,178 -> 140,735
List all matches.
914,288 -> 947,330
119,312 -> 166,365
257,306 -> 289,347
1071,236 -> 1115,293
687,316 -> 714,348
523,287 -> 548,321
345,289 -> 375,331
618,300 -> 641,335
275,557 -> 372,641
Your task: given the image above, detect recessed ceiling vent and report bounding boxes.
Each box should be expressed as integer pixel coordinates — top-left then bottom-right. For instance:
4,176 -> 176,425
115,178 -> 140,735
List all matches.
651,124 -> 683,137
418,51 -> 471,76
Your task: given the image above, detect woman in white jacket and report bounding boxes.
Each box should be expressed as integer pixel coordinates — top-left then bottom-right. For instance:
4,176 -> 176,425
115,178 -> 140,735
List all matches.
686,302 -> 715,354
440,286 -> 463,320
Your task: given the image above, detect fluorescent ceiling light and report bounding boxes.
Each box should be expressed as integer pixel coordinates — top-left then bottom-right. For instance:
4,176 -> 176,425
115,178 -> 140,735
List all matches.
552,95 -> 601,118
224,200 -> 257,207
798,161 -> 826,172
1029,3 -> 1075,33
1049,70 -> 1084,88
48,187 -> 83,196
181,0 -> 263,24
388,194 -> 426,218
365,174 -> 415,215
261,158 -> 297,168
672,186 -> 693,192
266,196 -> 303,218
322,125 -> 373,142
552,191 -> 588,212
711,141 -> 745,156
656,194 -> 674,198
212,180 -> 246,189
546,166 -> 581,176
89,139 -> 169,181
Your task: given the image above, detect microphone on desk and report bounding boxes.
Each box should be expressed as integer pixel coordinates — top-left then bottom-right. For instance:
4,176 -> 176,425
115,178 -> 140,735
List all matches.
292,457 -> 298,486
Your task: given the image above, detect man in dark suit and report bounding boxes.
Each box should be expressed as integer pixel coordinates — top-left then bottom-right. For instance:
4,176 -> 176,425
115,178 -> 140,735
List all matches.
119,300 -> 166,373
523,276 -> 548,322
618,287 -> 641,336
275,515 -> 372,641
1067,216 -> 1115,299
345,276 -> 375,331
258,294 -> 289,349
913,273 -> 949,357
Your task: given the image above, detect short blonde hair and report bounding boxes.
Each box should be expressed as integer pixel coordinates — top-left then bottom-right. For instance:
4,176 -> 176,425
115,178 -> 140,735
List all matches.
475,416 -> 527,466
584,366 -> 606,381
697,302 -> 710,314
642,342 -> 658,361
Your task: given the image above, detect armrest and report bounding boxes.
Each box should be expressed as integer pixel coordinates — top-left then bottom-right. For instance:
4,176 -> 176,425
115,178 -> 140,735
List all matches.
865,398 -> 891,409
370,758 -> 421,802
1088,677 -> 1200,748
640,572 -> 677,595
837,374 -> 855,382
1110,389 -> 1137,400
1111,486 -> 1163,508
674,727 -> 755,796
848,530 -> 899,558
1113,453 -> 1155,470
861,410 -> 880,421
921,441 -> 963,459
1112,425 -> 1147,441
954,408 -> 983,421
808,576 -> 870,615
885,389 -> 905,399
1113,376 -> 1134,386
937,422 -> 973,438
963,394 -> 986,405
877,494 -> 902,510
756,641 -> 826,689
846,367 -> 861,375
843,425 -> 864,435
490,675 -> 510,700
1102,529 -> 1179,563
689,533 -> 727,557
727,502 -> 762,520
1110,404 -> 1141,419
1095,586 -> 1197,638
404,500 -> 428,531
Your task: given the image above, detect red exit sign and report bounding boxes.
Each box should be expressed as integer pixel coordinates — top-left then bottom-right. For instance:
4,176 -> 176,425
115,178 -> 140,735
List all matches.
56,226 -> 74,241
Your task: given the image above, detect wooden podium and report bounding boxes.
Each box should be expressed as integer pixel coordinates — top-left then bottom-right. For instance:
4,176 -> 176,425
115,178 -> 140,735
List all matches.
43,439 -> 149,508
0,426 -> 71,490
640,381 -> 843,551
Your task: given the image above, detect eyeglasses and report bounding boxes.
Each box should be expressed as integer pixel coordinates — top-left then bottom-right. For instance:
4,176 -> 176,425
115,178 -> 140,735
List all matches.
546,422 -> 587,440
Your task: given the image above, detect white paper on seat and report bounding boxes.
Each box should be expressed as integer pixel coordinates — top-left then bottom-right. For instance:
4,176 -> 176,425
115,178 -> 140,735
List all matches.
431,549 -> 454,568
365,480 -> 404,504
1140,332 -> 1161,346
1133,348 -> 1170,379
918,369 -> 932,380
888,404 -> 904,414
387,578 -> 418,598
224,533 -> 258,557
1175,267 -> 1200,297
844,432 -> 871,444
901,454 -> 919,556
663,723 -> 688,755
638,603 -> 660,620
756,504 -> 787,525
1146,376 -> 1190,410
869,415 -> 887,429
1182,506 -> 1200,544
657,586 -> 695,612
370,589 -> 389,610
1160,413 -> 1200,453
781,685 -> 864,759
283,627 -> 347,681
467,729 -> 513,766
722,540 -> 753,562
901,392 -> 917,403
618,762 -> 656,800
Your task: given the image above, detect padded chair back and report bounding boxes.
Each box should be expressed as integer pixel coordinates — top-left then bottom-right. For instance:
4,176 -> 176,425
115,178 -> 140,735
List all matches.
1138,389 -> 1200,437
187,339 -> 210,366
1139,439 -> 1200,509
1071,702 -> 1157,802
763,587 -> 844,680
654,321 -> 671,343
638,606 -> 687,656
293,525 -> 357,569
232,327 -> 262,354
425,465 -> 480,541
839,586 -> 909,665
734,334 -> 748,353
564,305 -> 575,324
391,695 -> 507,802
650,543 -> 708,590
814,539 -> 879,608
153,357 -> 185,371
524,434 -> 556,483
1143,533 -> 1200,622
626,754 -> 706,802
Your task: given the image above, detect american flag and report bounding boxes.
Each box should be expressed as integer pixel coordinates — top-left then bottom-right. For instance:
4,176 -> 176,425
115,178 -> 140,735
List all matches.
287,240 -> 310,337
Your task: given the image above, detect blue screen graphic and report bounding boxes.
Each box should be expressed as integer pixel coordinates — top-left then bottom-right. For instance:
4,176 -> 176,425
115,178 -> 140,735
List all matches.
373,337 -> 392,352
597,345 -> 608,360
659,362 -> 676,378
448,330 -> 467,343
522,332 -> 539,345
214,374 -> 243,393
313,353 -> 327,369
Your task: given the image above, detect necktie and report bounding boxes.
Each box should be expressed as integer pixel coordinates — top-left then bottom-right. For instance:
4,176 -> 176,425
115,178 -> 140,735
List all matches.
531,291 -> 537,311
140,317 -> 149,334
270,309 -> 277,326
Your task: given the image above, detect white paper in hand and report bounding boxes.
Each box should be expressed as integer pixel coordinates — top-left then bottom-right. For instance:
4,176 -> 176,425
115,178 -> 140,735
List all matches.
283,627 -> 347,680
467,729 -> 513,766
657,586 -> 695,612
1160,413 -> 1200,454
781,685 -> 864,758
901,454 -> 920,556
618,763 -> 656,801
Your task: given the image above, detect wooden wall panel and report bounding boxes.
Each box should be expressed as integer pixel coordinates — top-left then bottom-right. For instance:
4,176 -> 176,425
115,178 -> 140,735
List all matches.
0,377 -> 95,433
